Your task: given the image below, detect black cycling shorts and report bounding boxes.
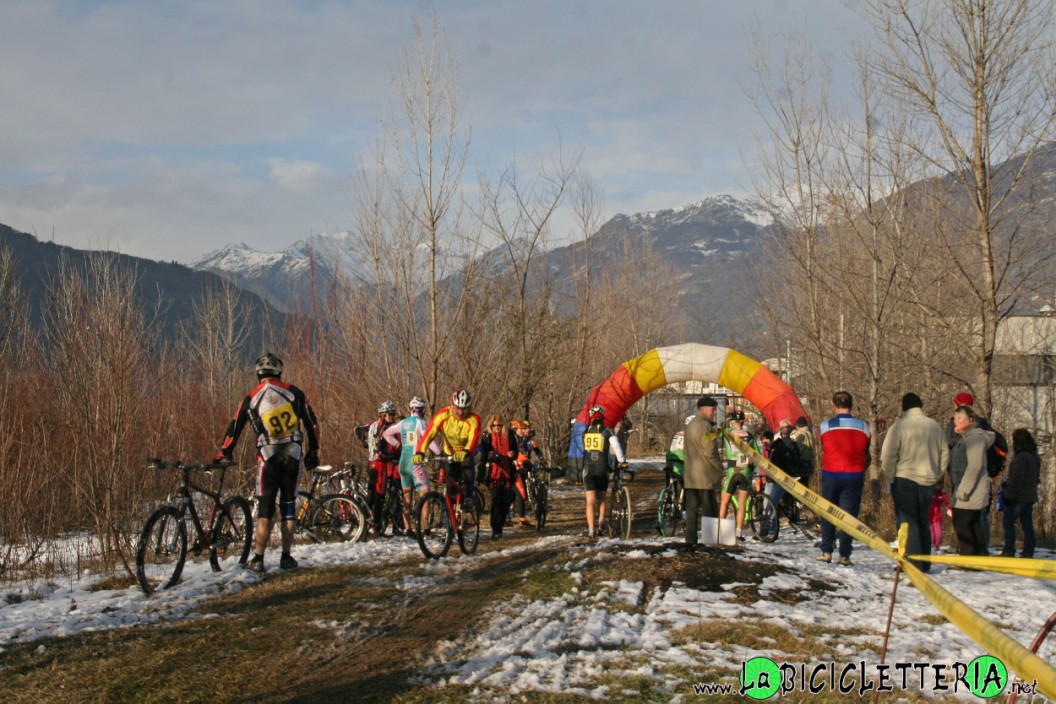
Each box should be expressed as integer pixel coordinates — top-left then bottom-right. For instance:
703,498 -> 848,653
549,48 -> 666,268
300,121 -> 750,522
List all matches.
256,444 -> 301,521
584,472 -> 609,493
724,471 -> 751,495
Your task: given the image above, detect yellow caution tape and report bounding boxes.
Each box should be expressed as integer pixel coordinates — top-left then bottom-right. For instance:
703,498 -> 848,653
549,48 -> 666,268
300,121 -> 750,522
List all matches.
907,553 -> 1056,581
723,430 -> 1056,698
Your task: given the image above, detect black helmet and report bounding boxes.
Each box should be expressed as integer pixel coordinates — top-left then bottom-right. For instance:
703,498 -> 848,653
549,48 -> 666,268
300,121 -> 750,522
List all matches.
727,408 -> 745,422
255,352 -> 283,378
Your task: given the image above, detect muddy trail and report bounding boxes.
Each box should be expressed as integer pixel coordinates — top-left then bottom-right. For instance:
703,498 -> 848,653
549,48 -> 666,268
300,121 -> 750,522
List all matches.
0,465 -> 831,703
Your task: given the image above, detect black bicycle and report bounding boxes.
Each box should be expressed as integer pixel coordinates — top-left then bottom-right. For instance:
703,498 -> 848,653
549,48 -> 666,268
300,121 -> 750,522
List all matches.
136,458 -> 252,595
524,464 -> 551,530
608,464 -> 633,539
656,467 -> 685,537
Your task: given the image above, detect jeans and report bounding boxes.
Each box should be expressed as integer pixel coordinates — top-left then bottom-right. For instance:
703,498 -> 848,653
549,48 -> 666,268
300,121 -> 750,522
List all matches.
1002,501 -> 1036,557
952,508 -> 988,556
819,471 -> 865,558
892,477 -> 935,572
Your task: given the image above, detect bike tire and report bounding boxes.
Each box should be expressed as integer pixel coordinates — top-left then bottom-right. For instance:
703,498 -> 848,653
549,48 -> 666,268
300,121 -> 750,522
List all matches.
534,484 -> 548,530
311,494 -> 366,543
208,496 -> 252,571
352,494 -> 372,542
750,491 -> 779,542
458,500 -> 481,555
385,489 -> 406,536
415,492 -> 452,559
136,506 -> 187,596
609,486 -> 633,540
657,485 -> 682,537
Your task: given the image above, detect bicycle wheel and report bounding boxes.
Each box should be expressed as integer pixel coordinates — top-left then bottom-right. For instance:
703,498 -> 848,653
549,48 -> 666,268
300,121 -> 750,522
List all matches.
136,506 -> 187,596
534,483 -> 548,530
208,496 -> 252,571
657,485 -> 682,537
352,494 -> 372,542
609,486 -> 633,539
385,489 -> 406,536
415,492 -> 452,559
311,494 -> 366,543
458,499 -> 481,555
1008,610 -> 1056,703
750,491 -> 779,542
474,482 -> 490,515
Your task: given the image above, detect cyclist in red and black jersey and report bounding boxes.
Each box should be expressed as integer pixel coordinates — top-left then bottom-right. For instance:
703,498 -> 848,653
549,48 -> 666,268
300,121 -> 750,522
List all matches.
216,353 -> 320,573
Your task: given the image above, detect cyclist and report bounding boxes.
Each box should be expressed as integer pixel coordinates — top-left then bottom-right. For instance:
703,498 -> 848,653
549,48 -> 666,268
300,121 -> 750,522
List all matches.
665,415 -> 694,479
510,420 -> 546,528
366,401 -> 402,535
382,396 -> 437,535
478,415 -> 518,538
216,352 -> 320,573
413,389 -> 482,505
719,408 -> 761,541
582,405 -> 627,540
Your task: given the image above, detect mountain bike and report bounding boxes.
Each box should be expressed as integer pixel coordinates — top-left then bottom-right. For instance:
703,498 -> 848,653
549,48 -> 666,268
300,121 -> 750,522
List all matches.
524,464 -> 550,530
656,466 -> 685,537
608,464 -> 633,540
136,458 -> 251,596
241,463 -> 366,544
413,456 -> 480,559
771,476 -> 820,540
728,473 -> 780,542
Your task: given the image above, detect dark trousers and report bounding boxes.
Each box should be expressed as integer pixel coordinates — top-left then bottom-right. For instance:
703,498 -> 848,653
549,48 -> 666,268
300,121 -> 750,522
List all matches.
819,471 -> 865,558
1002,501 -> 1036,557
490,485 -> 513,536
952,508 -> 988,556
684,488 -> 719,546
892,477 -> 935,572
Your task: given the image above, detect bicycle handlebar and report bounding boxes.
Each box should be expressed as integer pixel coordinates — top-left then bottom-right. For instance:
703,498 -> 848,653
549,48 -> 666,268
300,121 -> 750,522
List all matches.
146,457 -> 234,472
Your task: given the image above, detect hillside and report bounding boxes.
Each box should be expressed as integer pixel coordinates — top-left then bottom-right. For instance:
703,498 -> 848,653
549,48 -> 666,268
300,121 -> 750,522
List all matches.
0,223 -> 283,344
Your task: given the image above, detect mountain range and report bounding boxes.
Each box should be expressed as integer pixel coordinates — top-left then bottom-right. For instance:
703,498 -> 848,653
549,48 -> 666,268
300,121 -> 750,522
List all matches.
189,195 -> 775,329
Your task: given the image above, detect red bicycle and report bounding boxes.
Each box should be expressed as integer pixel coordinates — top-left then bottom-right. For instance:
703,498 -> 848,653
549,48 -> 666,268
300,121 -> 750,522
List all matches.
413,456 -> 480,559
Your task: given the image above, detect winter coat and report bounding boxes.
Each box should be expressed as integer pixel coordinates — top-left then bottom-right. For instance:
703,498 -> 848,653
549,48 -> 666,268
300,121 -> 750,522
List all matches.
948,423 -> 995,510
1004,449 -> 1041,504
683,414 -> 723,490
880,407 -> 948,487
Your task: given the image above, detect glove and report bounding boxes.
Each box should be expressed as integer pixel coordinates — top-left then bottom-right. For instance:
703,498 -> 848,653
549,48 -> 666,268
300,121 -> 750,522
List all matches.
412,452 -> 425,465
453,449 -> 468,464
214,451 -> 232,464
304,451 -> 319,469
617,462 -> 628,472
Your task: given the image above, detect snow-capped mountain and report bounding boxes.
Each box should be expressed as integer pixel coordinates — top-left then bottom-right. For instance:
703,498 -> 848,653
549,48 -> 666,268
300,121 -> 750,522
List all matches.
192,231 -> 375,311
192,196 -> 774,316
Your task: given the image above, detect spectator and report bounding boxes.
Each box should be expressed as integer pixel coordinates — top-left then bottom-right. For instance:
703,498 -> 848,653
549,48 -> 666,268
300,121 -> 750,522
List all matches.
948,405 -> 995,556
683,397 -> 724,551
1000,428 -> 1041,558
880,393 -> 948,572
817,391 -> 871,567
791,416 -> 816,480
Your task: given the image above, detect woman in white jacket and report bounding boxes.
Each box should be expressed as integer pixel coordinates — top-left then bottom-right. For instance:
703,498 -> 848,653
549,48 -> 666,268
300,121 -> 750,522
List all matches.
948,405 -> 996,556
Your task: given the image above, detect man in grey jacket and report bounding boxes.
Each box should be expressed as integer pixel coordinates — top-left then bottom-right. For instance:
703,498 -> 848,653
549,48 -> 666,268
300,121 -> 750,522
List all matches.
683,397 -> 724,551
881,393 -> 948,572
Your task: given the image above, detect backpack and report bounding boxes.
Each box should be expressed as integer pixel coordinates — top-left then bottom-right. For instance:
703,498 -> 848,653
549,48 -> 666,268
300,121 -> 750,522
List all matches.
250,381 -> 301,441
986,430 -> 1008,478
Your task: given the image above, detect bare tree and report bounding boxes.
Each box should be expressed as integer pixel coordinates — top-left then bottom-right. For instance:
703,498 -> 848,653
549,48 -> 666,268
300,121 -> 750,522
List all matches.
862,0 -> 1056,416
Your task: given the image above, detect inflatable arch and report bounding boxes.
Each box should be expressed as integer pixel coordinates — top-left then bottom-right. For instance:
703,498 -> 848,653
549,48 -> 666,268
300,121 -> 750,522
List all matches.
567,343 -> 808,459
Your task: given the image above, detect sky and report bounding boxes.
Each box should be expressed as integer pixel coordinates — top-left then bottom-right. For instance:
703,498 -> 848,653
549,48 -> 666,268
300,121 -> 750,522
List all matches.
3,464 -> 1053,699
0,1 -> 867,263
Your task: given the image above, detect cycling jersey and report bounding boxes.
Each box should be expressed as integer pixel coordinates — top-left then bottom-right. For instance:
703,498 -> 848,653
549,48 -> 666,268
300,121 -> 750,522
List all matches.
219,379 -> 319,462
383,415 -> 432,491
416,406 -> 481,457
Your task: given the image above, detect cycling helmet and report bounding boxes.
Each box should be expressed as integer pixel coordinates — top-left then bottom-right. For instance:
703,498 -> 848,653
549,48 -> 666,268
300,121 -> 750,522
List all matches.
255,352 -> 283,378
377,401 -> 398,415
511,420 -> 527,430
685,415 -> 695,425
450,389 -> 472,409
588,405 -> 605,422
727,408 -> 745,422
408,396 -> 427,416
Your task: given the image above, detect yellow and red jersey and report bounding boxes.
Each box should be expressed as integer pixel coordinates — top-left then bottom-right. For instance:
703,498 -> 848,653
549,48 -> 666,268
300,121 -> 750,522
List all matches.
416,405 -> 481,456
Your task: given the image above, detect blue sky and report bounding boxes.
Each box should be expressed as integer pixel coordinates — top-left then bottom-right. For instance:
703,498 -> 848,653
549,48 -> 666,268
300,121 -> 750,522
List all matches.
0,0 -> 865,262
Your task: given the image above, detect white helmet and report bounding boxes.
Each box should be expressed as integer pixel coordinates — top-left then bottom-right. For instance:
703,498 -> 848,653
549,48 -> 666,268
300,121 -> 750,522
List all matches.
409,396 -> 427,416
450,389 -> 472,409
377,401 -> 397,415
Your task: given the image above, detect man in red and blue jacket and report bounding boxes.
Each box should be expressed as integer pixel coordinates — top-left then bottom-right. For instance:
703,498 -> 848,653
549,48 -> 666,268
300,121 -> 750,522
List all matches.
817,390 -> 870,566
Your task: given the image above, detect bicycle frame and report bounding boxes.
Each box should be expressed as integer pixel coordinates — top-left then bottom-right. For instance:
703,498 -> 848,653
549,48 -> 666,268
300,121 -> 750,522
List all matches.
170,463 -> 231,549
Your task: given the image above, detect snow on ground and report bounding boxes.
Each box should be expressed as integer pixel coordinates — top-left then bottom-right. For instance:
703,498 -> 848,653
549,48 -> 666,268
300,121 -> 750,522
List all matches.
2,461 -> 1054,701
